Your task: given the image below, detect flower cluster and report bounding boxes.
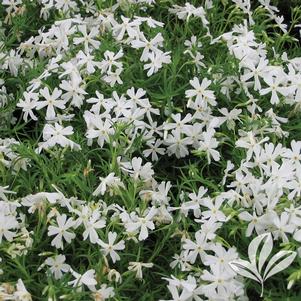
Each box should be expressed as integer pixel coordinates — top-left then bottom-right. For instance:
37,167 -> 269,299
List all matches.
1,0 -> 301,300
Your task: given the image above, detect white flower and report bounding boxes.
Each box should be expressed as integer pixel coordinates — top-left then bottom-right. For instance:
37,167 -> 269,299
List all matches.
102,68 -> 123,87
45,254 -> 70,279
0,213 -> 19,243
92,284 -> 115,300
204,244 -> 238,276
120,157 -> 154,182
160,284 -> 190,301
68,269 -> 97,292
73,25 -> 100,52
93,173 -> 124,196
238,211 -> 266,237
235,131 -> 269,161
201,196 -> 227,222
241,57 -> 269,90
48,214 -> 75,249
112,16 -> 140,41
185,77 -> 216,107
123,207 -> 157,241
97,231 -> 125,263
128,261 -> 153,280
77,50 -> 101,74
165,129 -> 192,158
86,91 -> 114,114
59,77 -> 87,108
13,279 -> 32,301
107,269 -> 122,283
260,73 -> 293,105
131,32 -> 164,62
198,129 -> 220,164
144,50 -> 171,77
201,264 -> 233,297
36,87 -> 66,120
82,211 -> 106,244
17,91 -> 39,122
143,139 -> 165,161
0,185 -> 16,202
183,231 -> 210,264
100,49 -> 123,74
37,123 -> 81,153
163,113 -> 193,133
86,118 -> 115,148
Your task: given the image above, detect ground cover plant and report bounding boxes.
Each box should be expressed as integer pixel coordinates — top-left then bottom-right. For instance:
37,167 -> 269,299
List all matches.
1,0 -> 301,300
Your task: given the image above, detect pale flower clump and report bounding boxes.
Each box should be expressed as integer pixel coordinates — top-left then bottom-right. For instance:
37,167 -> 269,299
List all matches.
2,0 -> 301,300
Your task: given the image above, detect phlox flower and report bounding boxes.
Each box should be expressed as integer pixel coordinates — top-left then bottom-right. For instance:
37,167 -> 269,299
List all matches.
97,231 -> 125,263
128,261 -> 154,280
48,214 -> 75,249
68,269 -> 97,292
37,123 -> 81,153
44,254 -> 70,279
